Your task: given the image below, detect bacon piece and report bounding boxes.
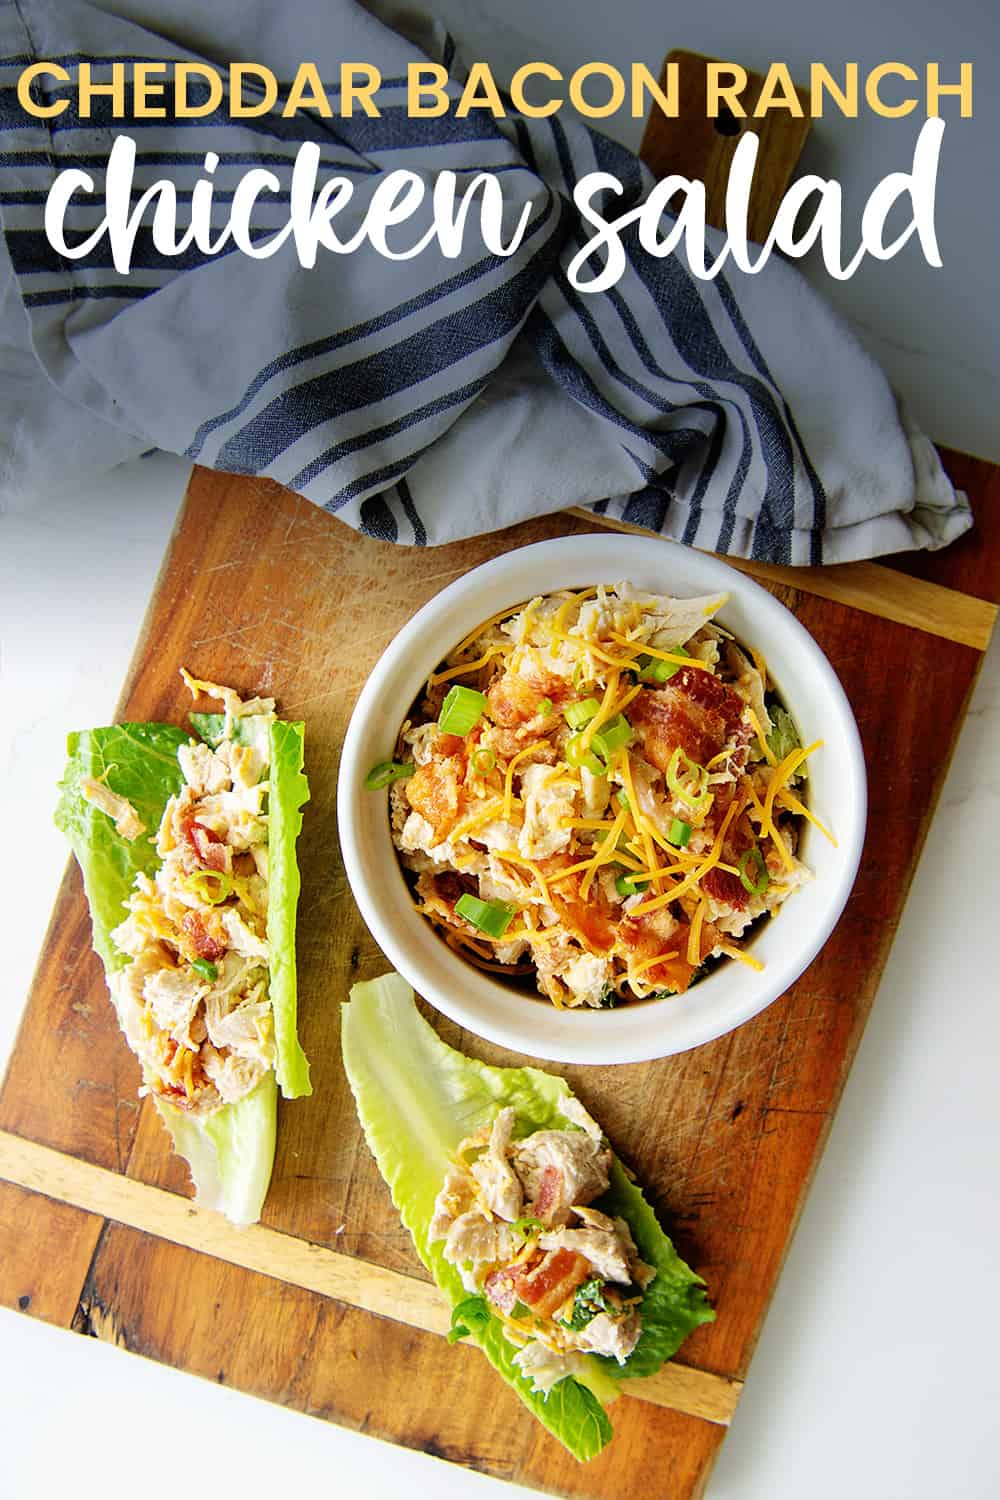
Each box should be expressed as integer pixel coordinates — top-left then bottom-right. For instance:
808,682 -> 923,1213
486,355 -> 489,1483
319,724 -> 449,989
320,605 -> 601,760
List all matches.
431,870 -> 479,909
510,1248 -> 592,1320
487,666 -> 567,730
701,867 -> 748,910
433,733 -> 466,758
531,1165 -> 564,1223
406,753 -> 464,843
184,818 -> 229,873
179,910 -> 227,963
630,668 -> 746,773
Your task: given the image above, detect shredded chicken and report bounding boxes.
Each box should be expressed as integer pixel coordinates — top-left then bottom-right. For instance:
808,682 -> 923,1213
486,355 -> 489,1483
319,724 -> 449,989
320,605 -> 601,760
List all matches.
443,1213 -> 521,1270
469,1107 -> 524,1222
537,1223 -> 632,1285
102,672 -> 279,1116
575,1308 -> 642,1362
80,777 -> 145,840
430,1106 -> 655,1385
511,1128 -> 612,1226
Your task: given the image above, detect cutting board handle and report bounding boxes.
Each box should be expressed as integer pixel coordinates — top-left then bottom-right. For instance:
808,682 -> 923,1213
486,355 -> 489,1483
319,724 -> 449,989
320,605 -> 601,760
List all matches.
640,49 -> 811,237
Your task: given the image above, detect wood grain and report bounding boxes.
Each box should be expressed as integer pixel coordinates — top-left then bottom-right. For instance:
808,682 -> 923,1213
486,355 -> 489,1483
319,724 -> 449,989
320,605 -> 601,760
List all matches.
0,1130 -> 742,1426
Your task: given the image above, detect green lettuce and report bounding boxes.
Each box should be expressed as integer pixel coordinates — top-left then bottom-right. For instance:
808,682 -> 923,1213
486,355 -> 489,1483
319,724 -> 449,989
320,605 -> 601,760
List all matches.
55,712 -> 309,1223
155,1074 -> 277,1225
341,974 -> 714,1461
55,724 -> 189,972
266,720 -> 311,1098
188,710 -> 311,1096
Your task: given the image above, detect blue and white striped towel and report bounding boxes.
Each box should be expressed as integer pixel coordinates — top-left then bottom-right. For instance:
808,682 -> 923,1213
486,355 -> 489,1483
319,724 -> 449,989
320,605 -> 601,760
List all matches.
0,0 -> 972,564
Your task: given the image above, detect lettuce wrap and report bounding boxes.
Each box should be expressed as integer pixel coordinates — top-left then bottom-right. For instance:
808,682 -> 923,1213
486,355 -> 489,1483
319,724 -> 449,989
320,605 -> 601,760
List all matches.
55,681 -> 310,1225
341,973 -> 714,1461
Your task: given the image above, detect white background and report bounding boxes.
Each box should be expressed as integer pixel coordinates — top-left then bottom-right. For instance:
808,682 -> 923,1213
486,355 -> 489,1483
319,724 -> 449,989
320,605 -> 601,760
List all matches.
2,2 -> 999,1497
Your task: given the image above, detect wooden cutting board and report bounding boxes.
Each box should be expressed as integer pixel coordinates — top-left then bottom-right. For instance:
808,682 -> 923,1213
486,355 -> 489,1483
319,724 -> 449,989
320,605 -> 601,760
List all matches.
3,51 -> 999,1500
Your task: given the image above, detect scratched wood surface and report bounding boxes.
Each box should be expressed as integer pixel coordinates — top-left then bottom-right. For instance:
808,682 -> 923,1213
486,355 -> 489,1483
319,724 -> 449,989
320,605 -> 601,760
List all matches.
3,50 -> 1000,1500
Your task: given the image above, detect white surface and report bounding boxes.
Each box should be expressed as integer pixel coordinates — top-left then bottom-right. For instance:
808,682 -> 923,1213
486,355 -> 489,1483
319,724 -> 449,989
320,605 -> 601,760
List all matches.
3,0 -> 1000,1491
339,533 -> 867,1062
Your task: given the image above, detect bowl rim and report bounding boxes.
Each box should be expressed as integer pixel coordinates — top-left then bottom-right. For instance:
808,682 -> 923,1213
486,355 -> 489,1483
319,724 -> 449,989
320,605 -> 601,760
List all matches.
337,534 -> 867,1064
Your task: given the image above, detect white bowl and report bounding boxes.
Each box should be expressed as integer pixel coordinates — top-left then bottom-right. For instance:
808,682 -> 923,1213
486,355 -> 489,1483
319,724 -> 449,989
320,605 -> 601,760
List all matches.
337,535 -> 866,1064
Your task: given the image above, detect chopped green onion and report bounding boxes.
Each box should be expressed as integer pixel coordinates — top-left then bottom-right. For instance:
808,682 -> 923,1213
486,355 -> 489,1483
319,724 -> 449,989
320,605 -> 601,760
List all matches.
565,732 -> 604,775
591,714 -> 633,762
191,958 -> 218,982
511,1216 -> 544,1238
182,870 -> 233,905
667,818 -> 692,847
738,847 -> 770,896
666,746 -> 711,809
564,696 -> 601,730
538,696 -> 554,718
455,893 -> 515,938
471,747 -> 496,775
616,790 -> 630,810
615,872 -> 649,897
364,759 -> 414,791
637,644 -> 688,683
438,684 -> 487,736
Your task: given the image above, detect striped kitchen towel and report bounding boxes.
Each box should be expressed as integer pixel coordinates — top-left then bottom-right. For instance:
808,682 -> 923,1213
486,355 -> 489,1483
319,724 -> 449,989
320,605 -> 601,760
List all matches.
0,0 -> 971,564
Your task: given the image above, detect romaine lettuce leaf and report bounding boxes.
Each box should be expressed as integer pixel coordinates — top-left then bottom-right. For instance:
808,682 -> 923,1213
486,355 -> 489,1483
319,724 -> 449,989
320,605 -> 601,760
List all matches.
341,974 -> 714,1461
156,1073 -> 277,1226
596,1159 -> 716,1380
54,719 -> 288,1224
267,720 -> 311,1099
55,723 -> 189,972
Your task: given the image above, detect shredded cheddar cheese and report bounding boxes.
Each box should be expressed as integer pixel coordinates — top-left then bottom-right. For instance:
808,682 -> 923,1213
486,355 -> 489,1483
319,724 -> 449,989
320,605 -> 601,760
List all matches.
761,740 -> 822,871
628,948 -> 680,980
578,804 -> 629,898
449,797 -> 507,841
630,791 -> 747,916
578,669 -> 620,752
428,646 -> 506,687
777,787 -> 837,846
503,743 -> 544,821
608,632 -> 711,671
687,898 -> 708,966
746,706 -> 777,767
718,943 -> 765,972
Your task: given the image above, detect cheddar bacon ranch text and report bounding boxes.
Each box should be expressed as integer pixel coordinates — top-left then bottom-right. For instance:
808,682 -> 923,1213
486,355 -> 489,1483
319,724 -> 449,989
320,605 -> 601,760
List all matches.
17,59 -> 973,122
